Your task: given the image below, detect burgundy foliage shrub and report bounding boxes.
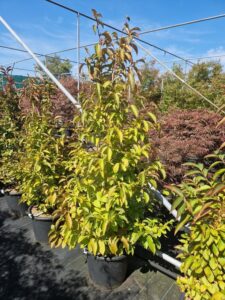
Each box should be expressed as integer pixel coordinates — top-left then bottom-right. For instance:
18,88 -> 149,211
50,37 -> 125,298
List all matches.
152,109 -> 225,183
20,77 -> 93,124
52,77 -> 78,123
52,77 -> 92,124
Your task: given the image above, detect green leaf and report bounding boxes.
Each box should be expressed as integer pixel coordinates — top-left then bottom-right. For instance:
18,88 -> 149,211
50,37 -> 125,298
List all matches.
143,192 -> 150,202
218,239 -> 225,252
211,292 -> 225,300
93,200 -> 101,208
147,236 -> 156,254
183,256 -> 194,273
176,203 -> 186,219
109,238 -> 118,255
88,238 -> 98,256
143,120 -> 149,132
97,83 -> 101,98
128,71 -> 135,90
65,213 -> 72,229
103,81 -> 111,88
175,215 -> 190,234
147,112 -> 157,124
204,266 -> 214,283
98,240 -> 105,255
166,185 -> 184,198
130,105 -> 139,117
121,236 -> 129,252
115,127 -> 123,143
171,196 -> 183,211
209,257 -> 217,270
212,244 -> 219,257
209,183 -> 225,196
113,163 -> 120,173
107,148 -> 112,161
95,44 -> 102,58
213,168 -> 225,181
139,172 -> 145,186
99,159 -> 104,171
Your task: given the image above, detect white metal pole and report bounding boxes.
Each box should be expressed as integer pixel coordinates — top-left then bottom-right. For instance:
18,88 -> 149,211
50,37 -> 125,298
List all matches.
148,183 -> 179,220
135,40 -> 225,114
77,12 -> 80,100
0,16 -> 82,112
156,251 -> 182,269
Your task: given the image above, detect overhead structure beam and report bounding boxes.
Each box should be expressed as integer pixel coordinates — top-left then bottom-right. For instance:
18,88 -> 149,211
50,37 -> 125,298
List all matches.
46,0 -> 194,65
0,45 -> 78,64
140,13 -> 225,35
2,42 -> 97,68
77,12 -> 80,99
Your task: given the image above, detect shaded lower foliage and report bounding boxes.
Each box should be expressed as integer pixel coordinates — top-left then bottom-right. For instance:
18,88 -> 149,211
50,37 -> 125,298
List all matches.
0,211 -> 87,300
0,209 -> 141,300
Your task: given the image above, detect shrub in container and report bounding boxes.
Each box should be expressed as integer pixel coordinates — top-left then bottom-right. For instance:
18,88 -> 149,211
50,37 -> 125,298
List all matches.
0,67 -> 26,216
50,14 -> 173,289
167,148 -> 225,300
19,80 -> 69,242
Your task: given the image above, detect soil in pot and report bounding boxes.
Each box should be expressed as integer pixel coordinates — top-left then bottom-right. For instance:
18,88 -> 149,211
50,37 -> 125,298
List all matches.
87,253 -> 128,289
28,206 -> 53,243
5,191 -> 28,217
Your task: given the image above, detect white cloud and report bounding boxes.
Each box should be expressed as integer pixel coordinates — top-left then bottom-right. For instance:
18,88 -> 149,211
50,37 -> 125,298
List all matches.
206,46 -> 225,64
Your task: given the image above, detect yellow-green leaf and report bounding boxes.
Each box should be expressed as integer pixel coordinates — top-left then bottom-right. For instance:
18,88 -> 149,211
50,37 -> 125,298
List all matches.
65,213 -> 72,229
109,238 -> 118,255
130,104 -> 139,118
147,236 -> 156,254
115,127 -> 123,143
95,44 -> 102,58
88,239 -> 98,255
121,236 -> 129,252
113,163 -> 120,173
148,112 -> 157,124
98,240 -> 105,255
107,148 -> 112,161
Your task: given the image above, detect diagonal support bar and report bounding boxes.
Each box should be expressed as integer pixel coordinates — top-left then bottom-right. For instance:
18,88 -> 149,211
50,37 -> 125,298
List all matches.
0,16 -> 82,112
135,40 -> 225,114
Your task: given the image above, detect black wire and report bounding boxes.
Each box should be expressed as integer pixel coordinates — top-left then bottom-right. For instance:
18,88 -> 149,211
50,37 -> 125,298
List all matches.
0,45 -> 78,64
45,0 -> 194,66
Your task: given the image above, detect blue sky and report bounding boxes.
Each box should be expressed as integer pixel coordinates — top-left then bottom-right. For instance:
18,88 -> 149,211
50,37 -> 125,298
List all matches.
1,0 -> 225,76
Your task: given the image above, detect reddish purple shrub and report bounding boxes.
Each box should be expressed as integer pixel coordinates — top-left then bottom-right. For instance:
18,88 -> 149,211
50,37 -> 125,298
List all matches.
152,109 -> 225,183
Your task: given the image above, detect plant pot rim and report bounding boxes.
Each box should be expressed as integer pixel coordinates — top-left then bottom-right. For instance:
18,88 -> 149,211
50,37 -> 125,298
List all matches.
28,205 -> 53,221
4,190 -> 22,196
85,250 -> 127,262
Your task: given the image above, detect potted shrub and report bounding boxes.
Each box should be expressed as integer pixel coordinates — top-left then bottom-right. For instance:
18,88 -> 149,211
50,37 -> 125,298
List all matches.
49,14 -> 173,289
19,79 -> 69,242
0,67 -> 27,217
167,148 -> 225,300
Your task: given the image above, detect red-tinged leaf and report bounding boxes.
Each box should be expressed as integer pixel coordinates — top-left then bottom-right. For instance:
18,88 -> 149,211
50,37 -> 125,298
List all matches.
219,142 -> 225,149
166,185 -> 184,198
216,116 -> 225,127
208,183 -> 225,196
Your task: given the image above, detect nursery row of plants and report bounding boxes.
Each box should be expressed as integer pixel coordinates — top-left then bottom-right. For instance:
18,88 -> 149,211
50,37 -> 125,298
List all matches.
0,13 -> 225,299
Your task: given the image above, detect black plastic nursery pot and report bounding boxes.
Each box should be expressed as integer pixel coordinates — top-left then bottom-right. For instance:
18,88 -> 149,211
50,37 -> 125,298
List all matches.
87,253 -> 128,289
28,206 -> 53,243
5,191 -> 28,217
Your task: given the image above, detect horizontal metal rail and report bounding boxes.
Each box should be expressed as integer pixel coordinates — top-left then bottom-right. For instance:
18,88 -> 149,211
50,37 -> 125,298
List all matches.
140,13 -> 225,35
